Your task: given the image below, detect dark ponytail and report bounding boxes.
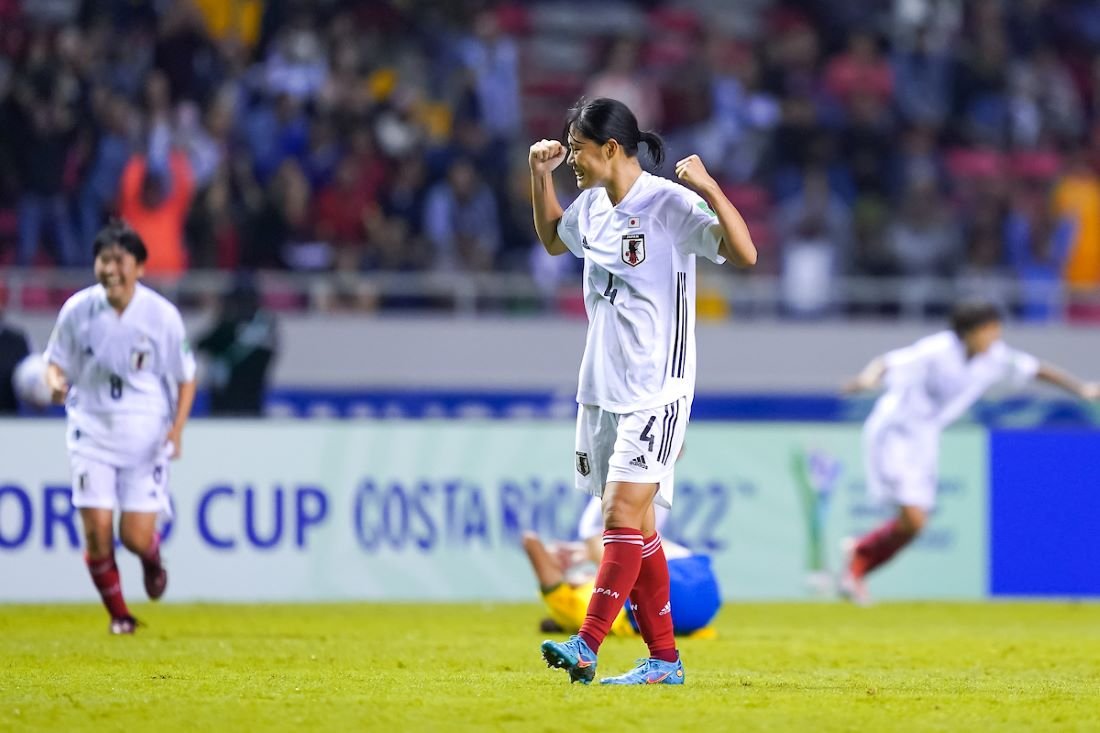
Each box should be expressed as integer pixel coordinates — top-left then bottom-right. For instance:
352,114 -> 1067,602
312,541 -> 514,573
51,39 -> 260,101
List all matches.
564,97 -> 666,168
639,130 -> 665,168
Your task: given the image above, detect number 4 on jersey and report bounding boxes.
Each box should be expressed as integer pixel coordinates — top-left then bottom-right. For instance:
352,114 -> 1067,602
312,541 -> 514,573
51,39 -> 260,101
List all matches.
603,272 -> 618,304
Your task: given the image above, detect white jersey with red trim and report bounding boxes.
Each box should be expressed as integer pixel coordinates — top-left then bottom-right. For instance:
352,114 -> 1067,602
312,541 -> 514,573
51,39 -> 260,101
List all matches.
557,171 -> 725,413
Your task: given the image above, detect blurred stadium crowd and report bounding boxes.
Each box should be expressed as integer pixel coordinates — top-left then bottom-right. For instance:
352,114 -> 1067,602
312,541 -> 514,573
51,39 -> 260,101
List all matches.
1,0 -> 1100,319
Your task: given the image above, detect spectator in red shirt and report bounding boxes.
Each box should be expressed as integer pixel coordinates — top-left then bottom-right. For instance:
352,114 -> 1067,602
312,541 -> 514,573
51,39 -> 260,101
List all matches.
825,31 -> 894,110
314,156 -> 376,254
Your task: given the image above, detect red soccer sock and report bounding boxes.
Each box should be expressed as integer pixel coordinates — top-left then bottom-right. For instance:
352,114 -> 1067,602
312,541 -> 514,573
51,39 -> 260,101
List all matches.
850,519 -> 915,578
86,553 -> 132,620
578,528 -> 643,653
631,533 -> 678,663
140,532 -> 162,572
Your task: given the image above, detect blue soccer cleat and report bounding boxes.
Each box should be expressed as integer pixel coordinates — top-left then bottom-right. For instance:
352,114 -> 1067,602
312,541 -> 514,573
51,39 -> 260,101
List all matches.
540,635 -> 597,684
600,656 -> 685,685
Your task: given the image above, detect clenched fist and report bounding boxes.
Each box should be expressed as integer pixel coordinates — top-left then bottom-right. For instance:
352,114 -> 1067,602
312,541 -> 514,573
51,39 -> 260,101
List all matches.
675,154 -> 718,194
529,139 -> 567,175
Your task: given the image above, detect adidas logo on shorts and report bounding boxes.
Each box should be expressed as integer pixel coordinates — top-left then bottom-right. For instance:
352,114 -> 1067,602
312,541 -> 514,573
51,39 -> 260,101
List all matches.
629,455 -> 648,469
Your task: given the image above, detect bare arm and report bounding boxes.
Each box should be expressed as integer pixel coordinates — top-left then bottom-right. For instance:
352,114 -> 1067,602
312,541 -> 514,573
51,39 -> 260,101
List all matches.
529,139 -> 569,256
675,155 -> 758,268
165,379 -> 197,459
521,531 -> 565,590
46,362 -> 69,404
842,356 -> 887,394
1036,363 -> 1100,401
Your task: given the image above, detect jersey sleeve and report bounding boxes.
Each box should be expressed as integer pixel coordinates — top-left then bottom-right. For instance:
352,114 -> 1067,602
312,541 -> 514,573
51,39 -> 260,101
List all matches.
882,334 -> 947,387
43,297 -> 80,375
671,191 -> 726,264
165,308 -> 197,383
555,193 -> 587,259
999,346 -> 1040,388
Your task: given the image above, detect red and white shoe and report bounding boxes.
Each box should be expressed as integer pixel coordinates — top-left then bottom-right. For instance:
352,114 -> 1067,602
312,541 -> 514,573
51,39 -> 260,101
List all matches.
838,538 -> 872,606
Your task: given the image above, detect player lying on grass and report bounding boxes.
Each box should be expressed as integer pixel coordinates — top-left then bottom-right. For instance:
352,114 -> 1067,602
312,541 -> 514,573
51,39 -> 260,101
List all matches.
44,220 -> 196,634
523,533 -> 720,640
530,96 -> 756,685
840,301 -> 1099,605
526,496 -> 719,639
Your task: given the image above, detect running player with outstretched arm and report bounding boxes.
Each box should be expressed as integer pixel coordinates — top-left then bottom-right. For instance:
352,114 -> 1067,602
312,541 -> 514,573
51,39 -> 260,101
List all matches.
44,220 -> 196,634
840,301 -> 1099,605
530,97 -> 756,685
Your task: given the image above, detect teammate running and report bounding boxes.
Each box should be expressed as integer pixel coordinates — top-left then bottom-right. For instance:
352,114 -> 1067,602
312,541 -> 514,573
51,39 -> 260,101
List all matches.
44,220 -> 196,634
840,301 -> 1099,605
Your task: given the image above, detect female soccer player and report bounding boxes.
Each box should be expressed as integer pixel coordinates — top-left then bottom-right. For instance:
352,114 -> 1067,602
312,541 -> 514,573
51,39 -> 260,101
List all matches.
840,301 -> 1099,605
530,97 -> 757,684
44,220 -> 196,634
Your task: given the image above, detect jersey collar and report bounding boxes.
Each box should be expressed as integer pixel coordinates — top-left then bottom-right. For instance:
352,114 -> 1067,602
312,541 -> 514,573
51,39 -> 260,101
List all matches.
95,282 -> 146,319
598,171 -> 651,214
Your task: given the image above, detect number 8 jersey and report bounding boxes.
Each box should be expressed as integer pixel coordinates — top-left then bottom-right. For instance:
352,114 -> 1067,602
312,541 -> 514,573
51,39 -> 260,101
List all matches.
45,283 -> 197,466
557,171 -> 726,413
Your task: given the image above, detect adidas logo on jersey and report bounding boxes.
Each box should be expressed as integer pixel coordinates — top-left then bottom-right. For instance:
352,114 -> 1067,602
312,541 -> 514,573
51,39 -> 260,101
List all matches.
629,454 -> 648,469
581,235 -> 591,249
659,601 -> 671,616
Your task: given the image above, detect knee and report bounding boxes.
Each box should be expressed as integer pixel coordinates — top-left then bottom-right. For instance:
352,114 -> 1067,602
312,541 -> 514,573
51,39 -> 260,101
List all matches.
118,527 -> 148,555
897,509 -> 927,537
83,529 -> 113,559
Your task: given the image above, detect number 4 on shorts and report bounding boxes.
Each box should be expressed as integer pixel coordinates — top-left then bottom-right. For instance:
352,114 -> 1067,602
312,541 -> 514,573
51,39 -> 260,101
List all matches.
639,416 -> 656,452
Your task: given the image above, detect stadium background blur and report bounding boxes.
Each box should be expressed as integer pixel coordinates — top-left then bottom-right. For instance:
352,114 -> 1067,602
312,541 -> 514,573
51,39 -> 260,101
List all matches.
1,0 -> 1099,610
1,0 -> 1099,316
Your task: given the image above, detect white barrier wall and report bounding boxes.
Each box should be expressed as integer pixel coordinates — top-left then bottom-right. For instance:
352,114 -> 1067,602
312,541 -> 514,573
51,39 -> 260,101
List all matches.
15,315 -> 1098,391
0,420 -> 987,603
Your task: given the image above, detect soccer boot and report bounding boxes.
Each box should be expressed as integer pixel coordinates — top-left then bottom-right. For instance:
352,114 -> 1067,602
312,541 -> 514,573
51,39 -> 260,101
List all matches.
839,537 -> 872,606
144,562 -> 168,601
109,615 -> 139,635
838,571 -> 872,606
600,656 -> 685,685
540,634 -> 597,684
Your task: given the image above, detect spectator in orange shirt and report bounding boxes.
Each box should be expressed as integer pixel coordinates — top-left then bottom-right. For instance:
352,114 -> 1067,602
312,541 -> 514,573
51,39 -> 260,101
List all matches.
1053,150 -> 1100,291
118,149 -> 194,277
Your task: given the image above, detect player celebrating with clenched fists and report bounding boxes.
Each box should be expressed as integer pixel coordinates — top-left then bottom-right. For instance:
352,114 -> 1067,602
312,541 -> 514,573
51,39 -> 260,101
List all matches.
44,220 -> 196,634
530,97 -> 756,685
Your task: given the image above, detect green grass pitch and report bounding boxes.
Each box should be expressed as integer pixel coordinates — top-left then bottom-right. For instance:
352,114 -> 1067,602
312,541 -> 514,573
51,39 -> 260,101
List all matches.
2,602 -> 1098,732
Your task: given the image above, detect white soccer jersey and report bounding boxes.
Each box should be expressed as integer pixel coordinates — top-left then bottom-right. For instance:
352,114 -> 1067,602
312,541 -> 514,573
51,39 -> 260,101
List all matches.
44,283 -> 196,466
862,331 -> 1039,510
870,330 -> 1040,432
557,171 -> 725,412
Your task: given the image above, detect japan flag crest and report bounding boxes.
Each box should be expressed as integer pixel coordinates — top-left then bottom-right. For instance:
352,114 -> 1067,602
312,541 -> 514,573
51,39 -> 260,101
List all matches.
621,233 -> 646,267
